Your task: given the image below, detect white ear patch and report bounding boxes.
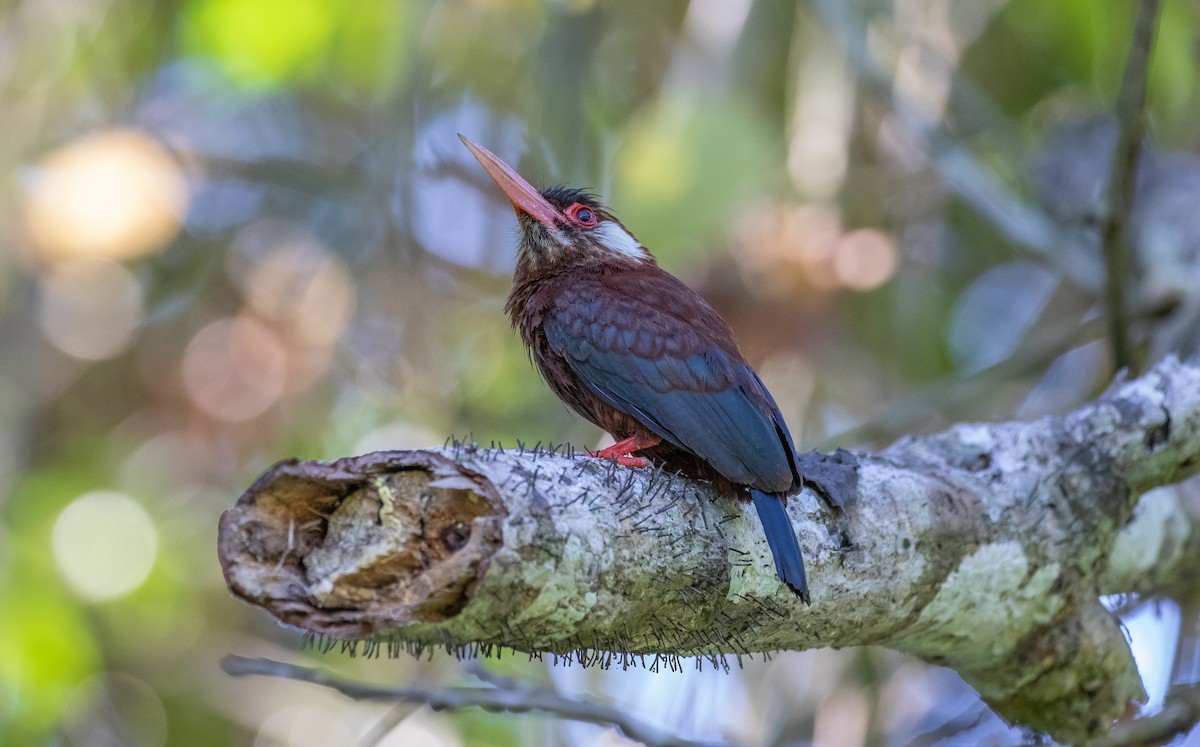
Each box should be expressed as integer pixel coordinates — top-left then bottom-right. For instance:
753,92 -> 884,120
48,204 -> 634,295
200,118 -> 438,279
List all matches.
595,220 -> 650,261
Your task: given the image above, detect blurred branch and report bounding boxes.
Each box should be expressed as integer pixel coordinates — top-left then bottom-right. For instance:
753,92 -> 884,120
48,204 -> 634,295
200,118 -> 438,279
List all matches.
816,314 -> 1104,449
221,655 -> 730,747
905,702 -> 990,747
218,357 -> 1200,744
811,0 -> 1103,290
361,704 -> 417,747
1095,682 -> 1200,747
1101,0 -> 1163,374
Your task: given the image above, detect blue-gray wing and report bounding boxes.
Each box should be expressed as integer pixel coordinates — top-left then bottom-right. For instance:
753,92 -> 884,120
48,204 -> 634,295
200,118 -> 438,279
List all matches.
542,299 -> 797,493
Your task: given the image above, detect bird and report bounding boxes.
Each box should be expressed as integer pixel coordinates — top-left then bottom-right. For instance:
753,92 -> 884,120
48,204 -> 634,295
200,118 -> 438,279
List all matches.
460,134 -> 810,602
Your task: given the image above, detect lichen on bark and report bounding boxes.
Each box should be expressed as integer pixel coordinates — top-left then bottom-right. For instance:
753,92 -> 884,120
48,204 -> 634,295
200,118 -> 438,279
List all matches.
218,356 -> 1200,743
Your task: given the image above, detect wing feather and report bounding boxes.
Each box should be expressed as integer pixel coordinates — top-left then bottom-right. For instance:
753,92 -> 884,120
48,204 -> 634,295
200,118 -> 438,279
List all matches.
543,283 -> 796,492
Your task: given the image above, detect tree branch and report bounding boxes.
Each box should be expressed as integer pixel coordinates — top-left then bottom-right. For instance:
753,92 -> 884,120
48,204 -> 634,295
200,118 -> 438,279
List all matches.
221,654 -> 729,747
218,357 -> 1200,744
1101,0 -> 1163,373
1095,682 -> 1200,747
810,0 -> 1104,291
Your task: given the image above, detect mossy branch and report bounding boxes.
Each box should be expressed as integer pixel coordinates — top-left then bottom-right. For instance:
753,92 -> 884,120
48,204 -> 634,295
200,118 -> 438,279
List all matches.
219,356 -> 1200,744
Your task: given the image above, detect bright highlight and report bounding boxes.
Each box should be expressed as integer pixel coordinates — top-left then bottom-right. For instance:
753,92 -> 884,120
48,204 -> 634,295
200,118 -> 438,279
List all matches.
182,317 -> 287,422
24,130 -> 187,263
52,491 -> 158,602
38,258 -> 144,360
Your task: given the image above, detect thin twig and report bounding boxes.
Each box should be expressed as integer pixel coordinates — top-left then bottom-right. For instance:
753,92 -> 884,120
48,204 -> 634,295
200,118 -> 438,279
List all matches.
1100,0 -> 1162,374
1095,682 -> 1200,747
461,658 -> 521,690
221,655 -> 732,747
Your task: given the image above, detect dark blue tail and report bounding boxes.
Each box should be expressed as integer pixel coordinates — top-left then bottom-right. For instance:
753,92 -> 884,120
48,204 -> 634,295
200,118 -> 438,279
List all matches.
751,490 -> 809,603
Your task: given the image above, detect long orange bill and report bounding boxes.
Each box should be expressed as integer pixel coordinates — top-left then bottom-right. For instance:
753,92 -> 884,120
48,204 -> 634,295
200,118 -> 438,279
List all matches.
459,134 -> 562,228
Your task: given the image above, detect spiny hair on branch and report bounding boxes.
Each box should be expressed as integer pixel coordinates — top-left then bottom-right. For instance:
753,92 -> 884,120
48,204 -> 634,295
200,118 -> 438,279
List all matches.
298,631 -> 766,673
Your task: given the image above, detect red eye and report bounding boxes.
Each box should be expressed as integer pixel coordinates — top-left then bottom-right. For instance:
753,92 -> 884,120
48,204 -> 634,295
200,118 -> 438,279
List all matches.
566,203 -> 598,227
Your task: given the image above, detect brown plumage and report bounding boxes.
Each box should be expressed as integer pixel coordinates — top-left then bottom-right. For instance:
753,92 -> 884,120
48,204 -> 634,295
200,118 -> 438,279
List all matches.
507,251 -> 789,493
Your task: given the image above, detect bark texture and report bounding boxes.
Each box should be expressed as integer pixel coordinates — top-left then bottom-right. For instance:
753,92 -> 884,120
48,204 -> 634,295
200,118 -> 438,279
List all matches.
218,356 -> 1200,744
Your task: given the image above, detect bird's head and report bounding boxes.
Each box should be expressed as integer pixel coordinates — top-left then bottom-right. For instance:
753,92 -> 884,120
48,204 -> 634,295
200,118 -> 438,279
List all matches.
460,134 -> 654,270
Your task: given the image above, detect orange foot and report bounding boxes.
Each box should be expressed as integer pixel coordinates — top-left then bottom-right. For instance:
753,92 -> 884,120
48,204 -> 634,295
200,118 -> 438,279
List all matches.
588,434 -> 662,468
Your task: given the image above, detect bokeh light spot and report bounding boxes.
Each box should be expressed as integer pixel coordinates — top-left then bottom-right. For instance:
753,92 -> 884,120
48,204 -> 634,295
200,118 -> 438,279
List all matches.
182,317 -> 287,422
246,243 -> 355,347
37,258 -> 144,360
24,130 -> 187,262
736,203 -> 844,294
52,491 -> 158,602
833,229 -> 899,291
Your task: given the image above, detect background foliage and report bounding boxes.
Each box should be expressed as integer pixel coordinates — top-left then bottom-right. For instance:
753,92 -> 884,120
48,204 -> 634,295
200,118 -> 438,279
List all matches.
2,0 -> 1198,744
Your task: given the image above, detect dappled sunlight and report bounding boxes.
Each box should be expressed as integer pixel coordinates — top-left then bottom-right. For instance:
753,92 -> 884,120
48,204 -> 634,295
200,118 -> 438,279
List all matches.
23,130 -> 187,263
833,228 -> 899,291
736,203 -> 899,295
786,206 -> 846,292
228,227 -> 356,396
244,241 -> 356,348
182,317 -> 288,423
52,491 -> 158,603
37,258 -> 144,361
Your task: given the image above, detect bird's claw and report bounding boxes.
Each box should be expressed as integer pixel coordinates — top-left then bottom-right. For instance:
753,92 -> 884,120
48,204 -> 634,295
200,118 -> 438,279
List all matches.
587,434 -> 661,468
587,449 -> 651,468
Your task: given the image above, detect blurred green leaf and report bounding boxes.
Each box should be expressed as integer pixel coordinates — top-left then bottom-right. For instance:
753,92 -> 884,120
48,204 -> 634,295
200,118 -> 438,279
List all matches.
0,580 -> 101,741
327,1 -> 413,97
612,95 -> 781,268
184,0 -> 337,87
960,0 -> 1122,113
184,0 -> 415,94
1147,0 -> 1197,121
